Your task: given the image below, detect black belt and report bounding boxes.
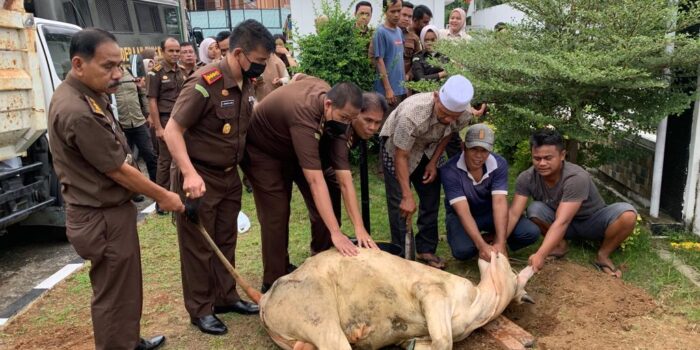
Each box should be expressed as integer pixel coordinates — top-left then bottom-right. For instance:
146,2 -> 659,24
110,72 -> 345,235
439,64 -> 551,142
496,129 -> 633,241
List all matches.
159,112 -> 171,117
190,158 -> 236,172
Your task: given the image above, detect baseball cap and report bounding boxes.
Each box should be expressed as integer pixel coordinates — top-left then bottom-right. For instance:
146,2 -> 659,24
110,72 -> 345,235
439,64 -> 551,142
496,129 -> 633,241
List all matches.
439,75 -> 474,113
464,124 -> 494,151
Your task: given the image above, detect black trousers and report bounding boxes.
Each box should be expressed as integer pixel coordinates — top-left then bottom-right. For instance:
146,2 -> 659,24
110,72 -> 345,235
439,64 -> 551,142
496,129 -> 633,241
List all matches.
123,124 -> 157,182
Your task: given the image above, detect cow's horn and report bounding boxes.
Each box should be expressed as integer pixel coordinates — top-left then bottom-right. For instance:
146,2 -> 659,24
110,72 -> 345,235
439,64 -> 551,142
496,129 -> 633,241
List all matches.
521,293 -> 535,304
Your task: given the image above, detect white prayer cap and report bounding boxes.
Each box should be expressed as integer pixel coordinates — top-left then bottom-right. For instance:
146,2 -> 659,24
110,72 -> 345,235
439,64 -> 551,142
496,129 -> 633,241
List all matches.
438,75 -> 474,113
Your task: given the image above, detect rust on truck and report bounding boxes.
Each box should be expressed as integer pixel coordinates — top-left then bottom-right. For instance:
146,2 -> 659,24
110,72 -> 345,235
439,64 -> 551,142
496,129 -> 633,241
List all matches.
0,0 -> 45,161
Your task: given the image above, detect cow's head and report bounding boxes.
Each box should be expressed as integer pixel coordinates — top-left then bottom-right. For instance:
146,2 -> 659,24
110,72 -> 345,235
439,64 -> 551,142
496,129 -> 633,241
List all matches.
477,252 -> 535,307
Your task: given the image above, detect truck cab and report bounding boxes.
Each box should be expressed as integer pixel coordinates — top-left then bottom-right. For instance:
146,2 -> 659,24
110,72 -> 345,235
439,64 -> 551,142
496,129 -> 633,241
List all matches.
0,3 -> 81,233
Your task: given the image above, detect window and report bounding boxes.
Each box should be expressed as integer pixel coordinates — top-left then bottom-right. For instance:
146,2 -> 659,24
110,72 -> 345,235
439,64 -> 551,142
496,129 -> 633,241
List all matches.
62,2 -> 78,25
73,0 -> 93,27
41,25 -> 78,81
95,0 -> 132,32
135,2 -> 162,33
164,7 -> 180,36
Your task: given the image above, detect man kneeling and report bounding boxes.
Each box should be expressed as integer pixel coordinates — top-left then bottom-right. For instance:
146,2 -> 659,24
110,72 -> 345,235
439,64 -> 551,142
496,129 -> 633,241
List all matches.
440,124 -> 539,262
508,128 -> 637,277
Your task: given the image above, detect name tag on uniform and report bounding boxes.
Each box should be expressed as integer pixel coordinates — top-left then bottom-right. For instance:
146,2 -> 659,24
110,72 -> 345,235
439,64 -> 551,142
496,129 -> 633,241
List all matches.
221,100 -> 236,108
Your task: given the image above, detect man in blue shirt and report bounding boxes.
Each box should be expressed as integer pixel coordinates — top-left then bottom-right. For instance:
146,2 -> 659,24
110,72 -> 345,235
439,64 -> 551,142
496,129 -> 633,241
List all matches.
372,0 -> 406,107
440,124 -> 539,261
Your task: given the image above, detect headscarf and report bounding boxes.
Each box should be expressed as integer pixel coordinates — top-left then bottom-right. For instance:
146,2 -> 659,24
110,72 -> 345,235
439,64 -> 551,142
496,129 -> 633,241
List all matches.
449,8 -> 467,36
198,38 -> 217,65
420,24 -> 441,48
142,58 -> 153,73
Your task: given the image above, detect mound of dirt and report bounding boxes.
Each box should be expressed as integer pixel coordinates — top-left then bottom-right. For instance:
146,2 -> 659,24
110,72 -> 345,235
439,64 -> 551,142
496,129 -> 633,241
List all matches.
457,259 -> 700,349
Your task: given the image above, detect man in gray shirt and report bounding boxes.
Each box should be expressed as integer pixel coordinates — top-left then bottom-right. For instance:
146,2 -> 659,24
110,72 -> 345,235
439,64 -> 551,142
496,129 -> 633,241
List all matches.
507,129 -> 637,278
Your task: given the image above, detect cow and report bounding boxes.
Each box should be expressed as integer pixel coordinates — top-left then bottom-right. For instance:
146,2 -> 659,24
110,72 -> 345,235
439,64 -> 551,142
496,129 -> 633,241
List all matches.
258,249 -> 535,350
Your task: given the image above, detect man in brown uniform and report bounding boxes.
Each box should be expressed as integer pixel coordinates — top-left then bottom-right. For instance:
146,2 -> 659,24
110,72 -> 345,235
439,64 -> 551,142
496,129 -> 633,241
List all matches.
325,92 -> 388,224
164,20 -> 273,336
148,37 -> 184,214
179,42 -> 198,77
243,75 -> 377,292
399,1 -> 420,81
48,28 -> 184,350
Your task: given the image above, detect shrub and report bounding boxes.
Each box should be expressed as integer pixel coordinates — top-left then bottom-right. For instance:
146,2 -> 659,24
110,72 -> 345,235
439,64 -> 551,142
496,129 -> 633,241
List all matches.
295,0 -> 375,91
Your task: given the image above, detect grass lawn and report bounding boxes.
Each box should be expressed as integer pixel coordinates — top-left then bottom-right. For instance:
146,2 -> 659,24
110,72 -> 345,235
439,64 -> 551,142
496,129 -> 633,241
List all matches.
1,156 -> 699,349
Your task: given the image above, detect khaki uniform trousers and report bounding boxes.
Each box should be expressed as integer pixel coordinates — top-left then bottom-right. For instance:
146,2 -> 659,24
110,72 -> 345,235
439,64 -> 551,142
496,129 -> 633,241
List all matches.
173,164 -> 242,317
242,144 -> 334,286
66,202 -> 141,350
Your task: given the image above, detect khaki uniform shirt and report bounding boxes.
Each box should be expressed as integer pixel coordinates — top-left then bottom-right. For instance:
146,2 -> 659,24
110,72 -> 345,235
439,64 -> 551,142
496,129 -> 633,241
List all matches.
379,92 -> 471,173
247,75 -> 350,170
147,59 -> 185,114
115,69 -> 149,129
170,59 -> 255,169
48,75 -> 135,207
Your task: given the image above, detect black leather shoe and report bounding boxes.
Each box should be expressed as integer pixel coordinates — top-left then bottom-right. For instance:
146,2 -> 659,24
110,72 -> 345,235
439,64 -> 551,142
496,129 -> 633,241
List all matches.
214,300 -> 259,315
286,263 -> 297,273
132,195 -> 145,203
261,282 -> 272,293
135,335 -> 165,350
190,314 -> 227,335
156,204 -> 166,216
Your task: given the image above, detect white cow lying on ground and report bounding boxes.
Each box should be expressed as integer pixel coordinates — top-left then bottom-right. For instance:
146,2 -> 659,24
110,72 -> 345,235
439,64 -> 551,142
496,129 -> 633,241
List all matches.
259,249 -> 534,350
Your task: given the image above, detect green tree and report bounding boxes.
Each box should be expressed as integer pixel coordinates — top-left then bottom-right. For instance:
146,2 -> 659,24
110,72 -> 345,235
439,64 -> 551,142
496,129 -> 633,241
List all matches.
430,0 -> 700,164
295,0 -> 375,91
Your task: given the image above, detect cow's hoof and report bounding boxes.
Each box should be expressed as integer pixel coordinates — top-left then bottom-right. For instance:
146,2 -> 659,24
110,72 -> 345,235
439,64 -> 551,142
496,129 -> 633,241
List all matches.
191,315 -> 228,335
213,300 -> 259,315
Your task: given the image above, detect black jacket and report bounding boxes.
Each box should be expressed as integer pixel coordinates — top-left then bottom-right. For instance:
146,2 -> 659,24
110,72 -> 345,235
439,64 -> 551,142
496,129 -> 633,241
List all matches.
411,51 -> 448,81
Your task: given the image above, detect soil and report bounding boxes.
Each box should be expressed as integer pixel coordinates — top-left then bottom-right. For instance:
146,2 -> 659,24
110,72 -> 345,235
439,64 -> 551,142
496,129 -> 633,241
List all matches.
2,259 -> 699,349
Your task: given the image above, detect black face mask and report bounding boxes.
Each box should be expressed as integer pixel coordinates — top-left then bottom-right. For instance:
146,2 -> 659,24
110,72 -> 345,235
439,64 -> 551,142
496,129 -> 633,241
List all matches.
325,120 -> 349,137
243,62 -> 266,79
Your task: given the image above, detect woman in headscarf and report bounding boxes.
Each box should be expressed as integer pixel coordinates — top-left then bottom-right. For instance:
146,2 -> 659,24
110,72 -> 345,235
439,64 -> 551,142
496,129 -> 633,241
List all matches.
411,25 -> 448,82
198,37 -> 221,65
273,34 -> 298,71
441,8 -> 470,40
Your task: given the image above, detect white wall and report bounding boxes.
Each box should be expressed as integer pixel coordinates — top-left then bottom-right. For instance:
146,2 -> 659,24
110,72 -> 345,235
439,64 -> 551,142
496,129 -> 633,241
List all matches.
470,3 -> 525,30
290,0 -> 445,37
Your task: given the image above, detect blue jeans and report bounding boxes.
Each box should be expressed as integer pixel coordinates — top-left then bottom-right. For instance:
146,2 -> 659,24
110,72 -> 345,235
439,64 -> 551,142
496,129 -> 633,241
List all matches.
445,209 -> 540,261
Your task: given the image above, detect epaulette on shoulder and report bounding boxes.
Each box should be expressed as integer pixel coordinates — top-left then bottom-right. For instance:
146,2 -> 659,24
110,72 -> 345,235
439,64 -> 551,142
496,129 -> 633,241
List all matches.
201,68 -> 223,85
152,64 -> 163,72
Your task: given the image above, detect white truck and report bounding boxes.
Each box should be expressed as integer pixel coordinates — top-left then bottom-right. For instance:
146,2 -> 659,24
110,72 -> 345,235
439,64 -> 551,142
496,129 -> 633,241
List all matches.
0,1 -> 81,233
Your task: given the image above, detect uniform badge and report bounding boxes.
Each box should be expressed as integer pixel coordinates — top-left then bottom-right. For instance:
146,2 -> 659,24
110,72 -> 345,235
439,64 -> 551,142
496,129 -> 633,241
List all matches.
221,100 -> 235,108
162,75 -> 169,80
85,95 -> 105,117
125,154 -> 134,165
314,132 -> 321,140
202,69 -> 223,85
222,89 -> 229,96
222,123 -> 231,135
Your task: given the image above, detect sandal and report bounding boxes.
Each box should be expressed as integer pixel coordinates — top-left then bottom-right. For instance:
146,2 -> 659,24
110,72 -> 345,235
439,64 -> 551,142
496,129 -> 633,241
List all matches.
591,261 -> 622,278
417,253 -> 446,270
